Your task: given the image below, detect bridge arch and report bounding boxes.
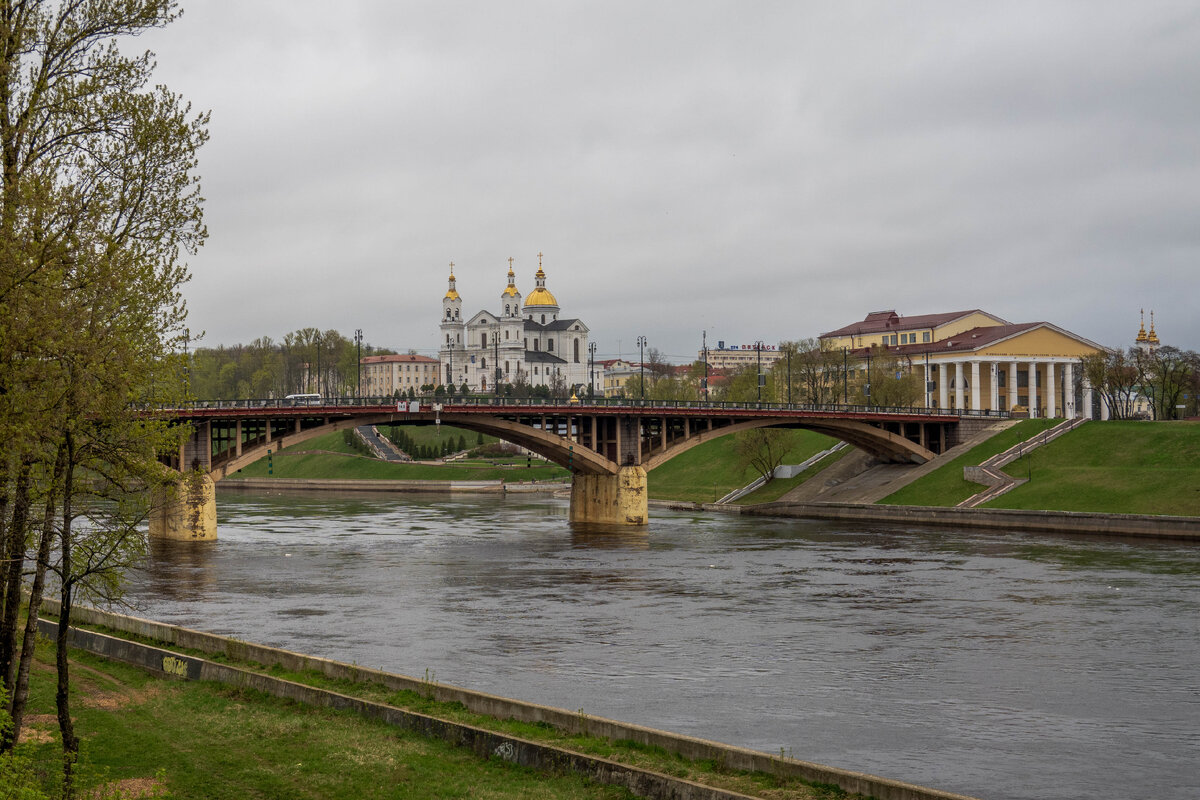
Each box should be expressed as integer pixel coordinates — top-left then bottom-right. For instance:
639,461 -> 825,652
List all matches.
641,417 -> 935,472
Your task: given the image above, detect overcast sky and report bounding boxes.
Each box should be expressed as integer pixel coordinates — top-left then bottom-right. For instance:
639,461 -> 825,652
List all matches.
139,1 -> 1200,362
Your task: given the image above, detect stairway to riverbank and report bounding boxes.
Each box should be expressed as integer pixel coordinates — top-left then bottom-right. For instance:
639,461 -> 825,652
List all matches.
957,416 -> 1088,508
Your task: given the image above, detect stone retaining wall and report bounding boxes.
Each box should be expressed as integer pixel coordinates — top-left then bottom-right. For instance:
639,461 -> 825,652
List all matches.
39,598 -> 978,800
744,502 -> 1200,541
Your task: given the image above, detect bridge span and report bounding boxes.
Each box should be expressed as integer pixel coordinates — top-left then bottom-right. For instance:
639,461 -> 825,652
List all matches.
150,397 -> 1006,539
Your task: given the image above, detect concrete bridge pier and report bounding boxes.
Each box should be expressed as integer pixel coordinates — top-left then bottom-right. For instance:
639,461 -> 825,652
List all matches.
569,466 -> 648,526
149,472 -> 218,541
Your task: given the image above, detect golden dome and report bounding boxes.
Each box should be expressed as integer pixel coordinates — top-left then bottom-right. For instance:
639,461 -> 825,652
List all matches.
1148,310 -> 1160,345
502,257 -> 520,297
523,251 -> 558,307
444,262 -> 460,301
524,286 -> 558,306
1136,309 -> 1147,343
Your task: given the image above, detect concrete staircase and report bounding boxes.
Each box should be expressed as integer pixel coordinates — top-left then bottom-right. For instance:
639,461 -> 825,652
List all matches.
958,417 -> 1088,508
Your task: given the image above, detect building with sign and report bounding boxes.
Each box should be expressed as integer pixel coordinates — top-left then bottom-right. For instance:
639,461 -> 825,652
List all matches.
698,342 -> 785,372
438,254 -> 590,393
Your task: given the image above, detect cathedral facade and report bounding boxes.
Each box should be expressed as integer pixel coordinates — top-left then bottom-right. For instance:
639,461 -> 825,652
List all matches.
438,254 -> 590,393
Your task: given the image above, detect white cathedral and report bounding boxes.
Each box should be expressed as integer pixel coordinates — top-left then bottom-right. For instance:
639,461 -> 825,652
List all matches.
438,253 -> 591,393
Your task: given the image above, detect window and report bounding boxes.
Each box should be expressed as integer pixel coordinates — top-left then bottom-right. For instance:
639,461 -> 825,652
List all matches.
505,329 -> 509,340
534,340 -> 540,351
923,332 -> 930,343
505,304 -> 510,315
481,358 -> 486,369
547,339 -> 554,352
481,333 -> 487,348
445,334 -> 450,344
541,314 -> 546,324
524,338 -> 528,349
574,339 -> 580,362
445,308 -> 451,319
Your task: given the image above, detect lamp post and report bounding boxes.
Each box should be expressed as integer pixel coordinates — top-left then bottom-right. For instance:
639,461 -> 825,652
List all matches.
588,341 -> 597,399
354,328 -> 363,398
447,342 -> 453,391
315,338 -> 321,396
755,340 -> 764,402
843,347 -> 848,404
702,330 -> 708,401
786,346 -> 792,405
493,330 -> 500,396
637,335 -> 647,400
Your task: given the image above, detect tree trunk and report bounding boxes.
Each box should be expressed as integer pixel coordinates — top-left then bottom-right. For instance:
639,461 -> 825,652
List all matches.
56,441 -> 79,799
0,461 -> 32,693
5,443 -> 66,750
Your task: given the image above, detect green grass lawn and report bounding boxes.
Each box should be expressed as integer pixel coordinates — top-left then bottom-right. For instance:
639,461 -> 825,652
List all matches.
12,647 -> 634,800
734,444 -> 850,504
985,420 -> 1200,516
648,429 -> 836,503
878,418 -> 1055,507
380,423 -> 497,450
234,430 -> 568,482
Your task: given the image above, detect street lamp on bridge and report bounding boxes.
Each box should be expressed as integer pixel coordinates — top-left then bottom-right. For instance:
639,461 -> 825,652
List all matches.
354,328 -> 363,398
637,335 -> 647,400
755,340 -> 765,402
588,341 -> 597,399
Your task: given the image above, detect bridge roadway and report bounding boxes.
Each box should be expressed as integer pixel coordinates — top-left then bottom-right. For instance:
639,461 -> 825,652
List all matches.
150,397 -> 1006,537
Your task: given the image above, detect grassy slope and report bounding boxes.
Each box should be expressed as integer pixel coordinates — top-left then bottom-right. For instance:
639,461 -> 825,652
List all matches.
648,429 -> 835,503
17,649 -> 632,800
985,420 -> 1200,516
379,423 -> 497,449
234,430 -> 568,482
735,445 -> 850,504
878,418 -> 1054,507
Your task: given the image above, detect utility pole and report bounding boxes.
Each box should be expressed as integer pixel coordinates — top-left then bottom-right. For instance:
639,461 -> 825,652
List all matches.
843,346 -> 848,404
493,330 -> 500,396
315,338 -> 321,396
702,330 -> 708,402
354,328 -> 363,398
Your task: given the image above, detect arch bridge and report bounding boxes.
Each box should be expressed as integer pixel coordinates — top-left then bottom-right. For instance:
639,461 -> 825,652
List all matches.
151,397 -> 1005,538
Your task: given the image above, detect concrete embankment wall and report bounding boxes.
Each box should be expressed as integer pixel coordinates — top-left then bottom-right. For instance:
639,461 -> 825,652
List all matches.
39,598 -> 979,800
218,478 -> 568,494
730,502 -> 1200,541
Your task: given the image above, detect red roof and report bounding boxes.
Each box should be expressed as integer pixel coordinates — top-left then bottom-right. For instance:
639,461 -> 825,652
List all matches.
820,309 -> 1006,339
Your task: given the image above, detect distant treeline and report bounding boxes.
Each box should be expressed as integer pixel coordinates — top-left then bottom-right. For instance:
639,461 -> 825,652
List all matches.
187,328 -> 397,399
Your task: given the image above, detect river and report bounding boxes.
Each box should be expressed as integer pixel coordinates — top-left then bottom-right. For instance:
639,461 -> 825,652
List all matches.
123,490 -> 1200,800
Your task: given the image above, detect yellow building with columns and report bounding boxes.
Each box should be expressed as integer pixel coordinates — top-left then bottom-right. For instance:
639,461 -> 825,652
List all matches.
820,310 -> 1106,418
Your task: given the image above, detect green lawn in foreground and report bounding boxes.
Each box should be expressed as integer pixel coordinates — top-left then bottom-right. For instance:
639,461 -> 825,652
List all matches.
985,420 -> 1200,516
15,648 -> 633,800
234,430 -> 568,482
648,429 -> 836,503
878,418 -> 1054,507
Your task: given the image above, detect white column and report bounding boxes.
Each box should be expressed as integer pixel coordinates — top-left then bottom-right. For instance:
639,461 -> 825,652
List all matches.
1028,361 -> 1038,418
970,361 -> 981,411
1008,361 -> 1018,413
1046,361 -> 1057,418
939,361 -> 949,409
1064,362 -> 1076,418
924,361 -> 932,409
1082,376 -> 1094,420
989,362 -> 1000,412
954,361 -> 965,410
